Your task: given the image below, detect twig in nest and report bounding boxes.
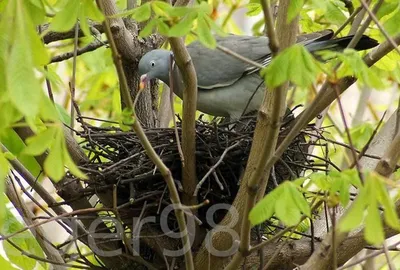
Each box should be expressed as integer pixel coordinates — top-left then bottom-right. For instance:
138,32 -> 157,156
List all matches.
212,171 -> 224,191
194,140 -> 242,196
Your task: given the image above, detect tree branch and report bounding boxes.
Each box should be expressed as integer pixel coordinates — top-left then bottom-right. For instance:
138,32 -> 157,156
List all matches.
12,126 -> 129,267
299,108 -> 400,269
197,1 -> 299,270
97,1 -> 194,268
168,37 -> 198,207
41,22 -> 104,44
5,177 -> 65,268
51,39 -> 108,63
97,0 -> 165,127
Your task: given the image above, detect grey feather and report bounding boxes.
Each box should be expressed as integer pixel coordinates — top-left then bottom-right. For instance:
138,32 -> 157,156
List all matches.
138,30 -> 378,119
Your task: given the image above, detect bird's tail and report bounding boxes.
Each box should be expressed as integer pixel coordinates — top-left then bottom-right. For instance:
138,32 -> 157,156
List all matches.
306,35 -> 379,52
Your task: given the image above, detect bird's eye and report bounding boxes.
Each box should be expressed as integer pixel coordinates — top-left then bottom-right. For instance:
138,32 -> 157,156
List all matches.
150,61 -> 155,67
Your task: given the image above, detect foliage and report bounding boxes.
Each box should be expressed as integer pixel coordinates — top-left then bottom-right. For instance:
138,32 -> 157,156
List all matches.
2,208 -> 46,269
249,179 -> 311,227
0,0 -> 400,268
251,169 -> 400,245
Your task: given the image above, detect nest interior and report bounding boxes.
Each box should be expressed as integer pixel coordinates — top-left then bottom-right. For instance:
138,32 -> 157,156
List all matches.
69,112 -> 326,265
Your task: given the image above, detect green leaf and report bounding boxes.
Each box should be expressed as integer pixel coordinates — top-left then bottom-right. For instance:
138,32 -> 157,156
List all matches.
0,150 -> 10,177
365,195 -> 384,245
0,102 -> 23,133
288,182 -> 311,217
24,4 -> 49,66
39,94 -> 62,122
157,20 -> 170,36
309,0 -> 346,26
79,8 -> 92,38
263,45 -> 319,88
2,209 -> 45,269
168,6 -> 192,17
0,129 -> 42,180
5,0 -> 44,117
197,2 -> 212,15
325,1 -> 346,26
26,0 -> 46,25
377,2 -> 399,19
196,13 -> 216,49
23,127 -> 56,156
119,108 -> 135,131
383,8 -> 400,36
249,185 -> 283,225
43,128 -> 64,181
117,2 -> 151,22
0,254 -> 17,270
339,188 -> 367,232
82,0 -> 104,21
7,38 -> 42,117
329,170 -> 357,207
373,173 -> 400,230
169,13 -> 196,37
55,103 -> 72,125
275,184 -> 302,226
62,144 -> 87,180
309,172 -> 330,190
50,0 -> 79,32
204,14 -> 226,37
139,19 -> 158,37
337,49 -> 385,89
151,1 -> 172,17
246,3 -> 262,17
287,0 -> 304,23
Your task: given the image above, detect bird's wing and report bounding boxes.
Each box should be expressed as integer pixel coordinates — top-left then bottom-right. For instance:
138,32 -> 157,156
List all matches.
188,35 -> 272,89
188,30 -> 334,89
245,30 -> 335,75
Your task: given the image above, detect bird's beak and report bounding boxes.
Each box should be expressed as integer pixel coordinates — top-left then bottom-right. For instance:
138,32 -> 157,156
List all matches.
139,74 -> 148,90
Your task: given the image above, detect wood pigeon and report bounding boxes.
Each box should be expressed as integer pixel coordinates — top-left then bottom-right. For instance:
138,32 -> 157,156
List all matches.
138,30 -> 378,120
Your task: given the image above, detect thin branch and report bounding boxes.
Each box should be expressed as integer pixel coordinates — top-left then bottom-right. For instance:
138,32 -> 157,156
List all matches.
96,1 -> 194,269
261,0 -> 279,54
5,177 -> 65,267
348,0 -> 370,35
337,239 -> 400,270
299,115 -> 400,269
349,112 -> 386,168
41,22 -> 104,44
224,1 -> 297,269
383,241 -> 395,270
216,44 -> 264,69
359,0 -> 400,56
346,0 -> 383,50
70,23 -> 80,133
257,35 -> 400,216
333,84 -> 363,181
0,207 -> 113,241
169,57 -> 184,164
334,7 -> 362,37
0,232 -> 90,269
50,40 -> 107,63
12,173 -> 72,235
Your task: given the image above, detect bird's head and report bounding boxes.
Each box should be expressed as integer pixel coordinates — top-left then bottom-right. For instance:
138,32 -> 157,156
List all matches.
138,49 -> 172,89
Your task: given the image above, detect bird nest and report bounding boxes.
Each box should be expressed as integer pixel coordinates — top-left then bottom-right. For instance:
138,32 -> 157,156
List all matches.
69,111 -> 330,265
